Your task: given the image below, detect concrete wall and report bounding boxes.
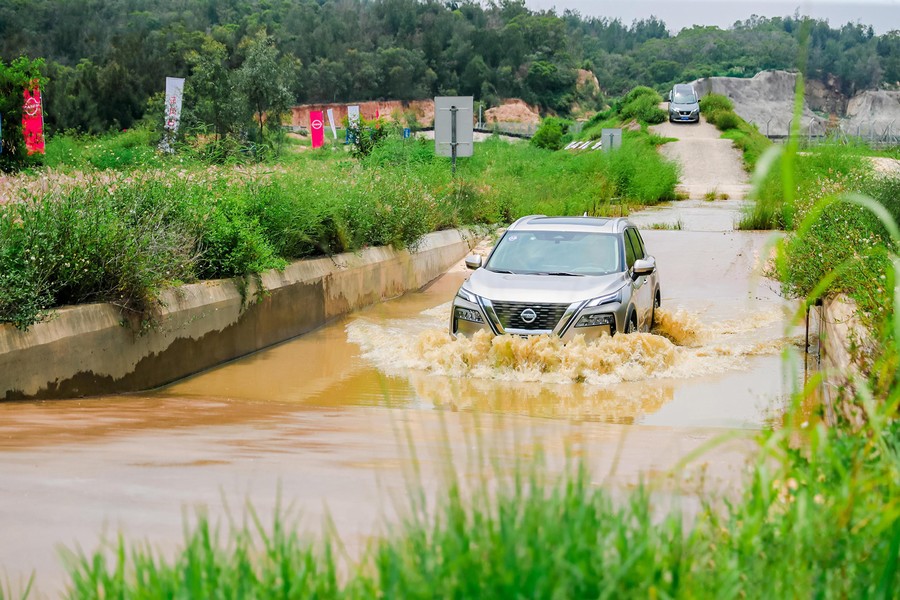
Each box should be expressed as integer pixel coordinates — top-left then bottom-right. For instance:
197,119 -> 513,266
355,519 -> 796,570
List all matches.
0,229 -> 474,401
813,294 -> 877,421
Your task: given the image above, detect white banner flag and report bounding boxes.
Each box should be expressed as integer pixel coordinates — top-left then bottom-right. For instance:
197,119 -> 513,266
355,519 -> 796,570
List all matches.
347,105 -> 360,128
164,77 -> 185,133
326,108 -> 337,139
160,77 -> 185,153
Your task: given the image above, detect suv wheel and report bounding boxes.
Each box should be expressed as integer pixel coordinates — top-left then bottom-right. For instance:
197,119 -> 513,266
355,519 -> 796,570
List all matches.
650,294 -> 660,329
624,311 -> 637,334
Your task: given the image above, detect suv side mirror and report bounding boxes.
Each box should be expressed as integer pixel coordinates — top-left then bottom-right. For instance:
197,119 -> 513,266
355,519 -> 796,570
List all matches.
667,91 -> 673,102
633,257 -> 656,278
464,255 -> 483,270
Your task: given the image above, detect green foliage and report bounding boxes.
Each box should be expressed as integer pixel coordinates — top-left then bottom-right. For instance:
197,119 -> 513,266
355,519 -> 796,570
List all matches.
347,118 -> 391,159
706,109 -> 741,131
742,143 -> 869,230
237,31 -> 294,144
0,181 -> 198,328
0,130 -> 679,329
721,126 -> 770,171
699,93 -> 734,114
46,128 -> 164,171
3,3 -> 892,136
64,510 -> 340,599
619,87 -> 667,125
530,116 -> 571,150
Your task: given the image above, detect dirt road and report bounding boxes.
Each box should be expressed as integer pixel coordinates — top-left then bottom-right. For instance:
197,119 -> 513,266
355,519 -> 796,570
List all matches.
652,118 -> 751,200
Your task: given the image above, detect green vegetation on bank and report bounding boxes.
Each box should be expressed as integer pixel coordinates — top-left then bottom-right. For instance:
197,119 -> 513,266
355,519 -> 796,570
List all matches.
0,122 -> 677,330
740,126 -> 898,393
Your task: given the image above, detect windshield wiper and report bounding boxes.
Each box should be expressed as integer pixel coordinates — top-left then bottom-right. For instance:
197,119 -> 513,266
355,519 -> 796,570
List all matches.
537,271 -> 585,277
488,268 -> 516,274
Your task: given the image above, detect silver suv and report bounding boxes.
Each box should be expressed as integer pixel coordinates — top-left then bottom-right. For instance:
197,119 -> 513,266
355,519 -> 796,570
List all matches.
668,84 -> 700,123
451,216 -> 661,341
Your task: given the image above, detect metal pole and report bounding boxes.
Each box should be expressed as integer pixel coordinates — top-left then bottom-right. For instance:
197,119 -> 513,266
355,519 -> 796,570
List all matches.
450,105 -> 458,177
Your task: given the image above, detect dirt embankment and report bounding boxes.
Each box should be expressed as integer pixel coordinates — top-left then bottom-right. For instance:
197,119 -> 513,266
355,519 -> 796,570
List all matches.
290,100 -> 436,129
291,98 -> 543,129
483,99 -> 541,125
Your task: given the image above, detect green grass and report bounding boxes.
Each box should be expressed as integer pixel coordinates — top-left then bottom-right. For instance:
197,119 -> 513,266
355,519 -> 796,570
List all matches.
740,142 -> 871,231
0,130 -> 677,329
55,398 -> 900,598
42,128 -> 167,171
648,219 -> 684,230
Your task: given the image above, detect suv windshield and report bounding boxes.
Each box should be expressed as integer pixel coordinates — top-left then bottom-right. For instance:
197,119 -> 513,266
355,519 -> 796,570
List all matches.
673,91 -> 697,103
486,231 -> 621,276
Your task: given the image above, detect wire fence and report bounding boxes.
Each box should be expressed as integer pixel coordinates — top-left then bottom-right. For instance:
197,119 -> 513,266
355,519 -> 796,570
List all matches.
750,118 -> 899,147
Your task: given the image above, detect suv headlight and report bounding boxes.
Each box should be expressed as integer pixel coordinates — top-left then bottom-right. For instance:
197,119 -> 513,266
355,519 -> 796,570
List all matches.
584,288 -> 623,308
456,287 -> 479,304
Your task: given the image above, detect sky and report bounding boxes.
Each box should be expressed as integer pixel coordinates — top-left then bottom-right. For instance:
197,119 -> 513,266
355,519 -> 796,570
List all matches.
523,0 -> 900,34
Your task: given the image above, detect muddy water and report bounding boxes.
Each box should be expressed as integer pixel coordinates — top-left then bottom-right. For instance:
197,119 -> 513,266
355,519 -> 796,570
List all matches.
0,219 -> 805,596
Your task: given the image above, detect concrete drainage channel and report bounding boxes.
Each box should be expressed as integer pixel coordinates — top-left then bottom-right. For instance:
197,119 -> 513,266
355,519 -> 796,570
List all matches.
0,229 -> 475,401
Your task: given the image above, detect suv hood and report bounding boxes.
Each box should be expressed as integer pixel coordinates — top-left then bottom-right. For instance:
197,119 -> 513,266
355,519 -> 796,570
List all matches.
465,269 -> 627,305
670,101 -> 698,111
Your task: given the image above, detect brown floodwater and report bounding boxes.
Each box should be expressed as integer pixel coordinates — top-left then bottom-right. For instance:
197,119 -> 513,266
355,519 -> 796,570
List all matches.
0,212 -> 810,596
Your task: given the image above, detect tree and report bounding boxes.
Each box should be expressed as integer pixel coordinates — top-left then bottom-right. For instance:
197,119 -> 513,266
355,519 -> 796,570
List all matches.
187,37 -> 240,141
236,31 -> 293,142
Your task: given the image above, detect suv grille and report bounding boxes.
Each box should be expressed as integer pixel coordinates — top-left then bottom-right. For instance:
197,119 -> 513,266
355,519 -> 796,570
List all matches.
491,301 -> 569,332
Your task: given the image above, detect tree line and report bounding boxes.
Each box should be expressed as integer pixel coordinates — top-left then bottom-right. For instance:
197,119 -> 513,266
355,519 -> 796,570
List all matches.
0,0 -> 897,137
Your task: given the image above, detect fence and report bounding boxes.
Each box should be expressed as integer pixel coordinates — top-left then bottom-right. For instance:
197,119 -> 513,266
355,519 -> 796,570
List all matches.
750,118 -> 899,147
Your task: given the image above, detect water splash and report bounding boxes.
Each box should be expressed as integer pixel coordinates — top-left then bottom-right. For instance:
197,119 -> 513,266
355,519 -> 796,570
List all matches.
347,305 -> 793,387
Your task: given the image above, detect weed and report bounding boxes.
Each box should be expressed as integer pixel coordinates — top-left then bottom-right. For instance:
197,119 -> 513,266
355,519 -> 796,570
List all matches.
647,219 -> 684,230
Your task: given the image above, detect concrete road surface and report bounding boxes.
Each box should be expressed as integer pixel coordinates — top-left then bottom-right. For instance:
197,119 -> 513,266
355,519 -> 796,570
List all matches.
652,117 -> 751,200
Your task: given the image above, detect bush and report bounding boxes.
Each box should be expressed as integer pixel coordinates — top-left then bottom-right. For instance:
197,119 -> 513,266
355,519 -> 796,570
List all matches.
707,109 -> 741,131
0,182 -> 199,327
619,87 -> 667,125
700,93 -> 734,114
0,132 -> 680,329
531,117 -> 571,150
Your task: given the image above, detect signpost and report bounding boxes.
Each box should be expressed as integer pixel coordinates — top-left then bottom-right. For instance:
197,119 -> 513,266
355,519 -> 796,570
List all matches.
434,96 -> 473,176
601,128 -> 622,151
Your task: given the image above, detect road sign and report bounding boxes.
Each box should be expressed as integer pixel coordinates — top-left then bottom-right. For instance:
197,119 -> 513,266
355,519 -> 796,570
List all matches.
601,128 -> 622,151
435,96 -> 473,175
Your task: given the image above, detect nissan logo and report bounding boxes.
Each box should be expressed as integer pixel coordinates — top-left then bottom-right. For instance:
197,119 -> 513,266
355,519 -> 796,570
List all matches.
520,308 -> 537,324
311,119 -> 323,130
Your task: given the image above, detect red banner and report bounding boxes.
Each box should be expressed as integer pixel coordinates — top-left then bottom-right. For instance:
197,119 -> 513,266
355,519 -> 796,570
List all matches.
309,110 -> 325,148
22,86 -> 45,155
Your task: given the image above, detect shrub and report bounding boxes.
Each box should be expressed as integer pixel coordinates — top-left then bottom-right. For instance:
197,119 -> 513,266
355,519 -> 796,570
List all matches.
620,90 -> 666,125
708,109 -> 741,131
700,93 -> 734,114
531,117 -> 570,150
